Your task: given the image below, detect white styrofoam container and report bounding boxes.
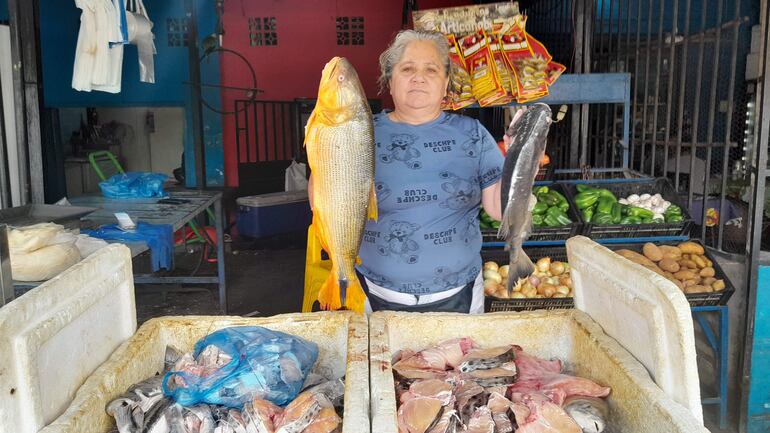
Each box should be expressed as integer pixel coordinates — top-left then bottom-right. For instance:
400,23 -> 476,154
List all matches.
567,236 -> 703,422
369,310 -> 708,433
0,244 -> 136,433
41,312 -> 369,433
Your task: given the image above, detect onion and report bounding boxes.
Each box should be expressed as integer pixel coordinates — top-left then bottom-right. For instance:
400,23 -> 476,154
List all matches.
619,198 -> 629,205
529,275 -> 541,287
484,280 -> 498,295
498,265 -> 509,279
483,269 -> 502,284
627,194 -> 640,203
511,292 -> 526,299
483,261 -> 499,271
559,275 -> 573,287
550,261 -> 565,276
536,257 -> 551,272
543,285 -> 557,297
640,193 -> 651,201
556,285 -> 570,295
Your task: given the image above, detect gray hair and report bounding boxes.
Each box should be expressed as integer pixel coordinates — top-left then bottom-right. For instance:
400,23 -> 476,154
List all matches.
377,30 -> 450,93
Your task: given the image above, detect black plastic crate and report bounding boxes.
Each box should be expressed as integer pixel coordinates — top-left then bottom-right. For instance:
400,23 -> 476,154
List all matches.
481,184 -> 583,243
566,178 -> 694,239
606,241 -> 734,307
481,246 -> 574,312
534,160 -> 555,182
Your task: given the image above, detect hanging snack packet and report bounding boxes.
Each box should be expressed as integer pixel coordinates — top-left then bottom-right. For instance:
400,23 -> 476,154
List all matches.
460,29 -> 507,106
445,34 -> 475,110
544,61 -> 567,85
488,32 -> 516,104
502,23 -> 549,103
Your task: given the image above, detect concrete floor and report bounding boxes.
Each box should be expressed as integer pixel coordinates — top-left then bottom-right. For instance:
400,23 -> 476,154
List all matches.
133,233 -> 743,433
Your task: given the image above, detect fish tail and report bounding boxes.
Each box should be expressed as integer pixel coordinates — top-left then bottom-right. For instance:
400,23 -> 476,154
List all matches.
507,248 -> 535,293
318,263 -> 366,313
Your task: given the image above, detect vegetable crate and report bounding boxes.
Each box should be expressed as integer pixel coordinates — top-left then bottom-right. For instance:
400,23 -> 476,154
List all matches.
534,159 -> 555,181
481,246 -> 575,312
481,184 -> 582,243
567,178 -> 694,239
606,241 -> 735,307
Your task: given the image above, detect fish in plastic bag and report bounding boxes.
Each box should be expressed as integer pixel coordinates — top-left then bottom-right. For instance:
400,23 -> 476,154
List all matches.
162,326 -> 319,408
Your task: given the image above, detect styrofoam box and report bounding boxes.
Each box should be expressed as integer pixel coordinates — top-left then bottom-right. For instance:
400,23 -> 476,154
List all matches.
369,310 -> 708,433
0,244 -> 137,433
40,312 -> 369,433
567,236 -> 703,422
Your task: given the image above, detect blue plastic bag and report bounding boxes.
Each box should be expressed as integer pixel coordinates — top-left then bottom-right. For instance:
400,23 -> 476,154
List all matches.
99,172 -> 168,199
162,326 -> 319,408
81,223 -> 173,271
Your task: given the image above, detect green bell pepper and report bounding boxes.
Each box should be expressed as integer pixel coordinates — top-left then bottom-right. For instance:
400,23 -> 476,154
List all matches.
620,216 -> 642,224
627,206 -> 654,219
532,202 -> 549,215
620,203 -> 630,216
532,214 -> 545,226
666,214 -> 684,223
537,191 -> 561,207
611,202 -> 622,224
534,186 -> 549,195
593,213 -> 614,225
544,207 -> 572,226
665,204 -> 683,216
491,221 -> 501,229
596,188 -> 617,200
596,196 -> 616,215
581,207 -> 594,223
575,184 -> 593,193
574,191 -> 600,209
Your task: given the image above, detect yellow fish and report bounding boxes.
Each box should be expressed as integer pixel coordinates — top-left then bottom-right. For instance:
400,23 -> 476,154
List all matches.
305,57 -> 377,312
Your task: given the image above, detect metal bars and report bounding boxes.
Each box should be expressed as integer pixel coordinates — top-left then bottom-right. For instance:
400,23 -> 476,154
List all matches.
234,100 -> 298,164
559,0 -> 751,253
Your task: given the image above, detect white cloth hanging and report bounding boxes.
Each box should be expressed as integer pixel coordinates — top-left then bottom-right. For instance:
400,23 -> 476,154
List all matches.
72,0 -> 128,93
125,0 -> 156,83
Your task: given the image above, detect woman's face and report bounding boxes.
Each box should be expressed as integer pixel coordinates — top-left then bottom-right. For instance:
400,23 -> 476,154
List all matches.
389,41 -> 449,113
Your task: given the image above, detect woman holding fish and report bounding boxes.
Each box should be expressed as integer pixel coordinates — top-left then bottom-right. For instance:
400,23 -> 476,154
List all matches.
307,30 -> 547,314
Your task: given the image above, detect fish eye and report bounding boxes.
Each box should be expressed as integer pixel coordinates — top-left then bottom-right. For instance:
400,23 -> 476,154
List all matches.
337,75 -> 345,82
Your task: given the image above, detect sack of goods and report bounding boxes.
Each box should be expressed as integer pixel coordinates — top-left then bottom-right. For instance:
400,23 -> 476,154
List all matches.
8,223 -> 108,281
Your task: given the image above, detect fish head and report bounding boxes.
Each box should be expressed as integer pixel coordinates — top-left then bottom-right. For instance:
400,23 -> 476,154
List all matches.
315,57 -> 370,125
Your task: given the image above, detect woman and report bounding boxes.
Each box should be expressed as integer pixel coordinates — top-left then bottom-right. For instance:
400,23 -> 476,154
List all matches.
311,30 -> 507,313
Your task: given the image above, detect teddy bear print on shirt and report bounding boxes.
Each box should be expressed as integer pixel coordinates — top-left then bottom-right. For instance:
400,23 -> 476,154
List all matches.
380,133 -> 423,169
439,171 -> 481,211
377,220 -> 421,264
375,182 -> 391,202
460,126 -> 481,157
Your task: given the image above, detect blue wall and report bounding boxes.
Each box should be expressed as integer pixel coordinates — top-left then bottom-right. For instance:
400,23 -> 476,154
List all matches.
37,0 -> 224,186
0,0 -> 7,21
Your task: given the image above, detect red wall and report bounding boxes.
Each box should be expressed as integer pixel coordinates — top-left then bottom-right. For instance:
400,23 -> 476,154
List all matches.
221,0 -> 471,186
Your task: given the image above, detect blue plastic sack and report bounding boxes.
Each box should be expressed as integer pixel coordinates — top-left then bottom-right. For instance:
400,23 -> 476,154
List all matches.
82,223 -> 174,271
99,172 -> 168,199
162,326 -> 319,408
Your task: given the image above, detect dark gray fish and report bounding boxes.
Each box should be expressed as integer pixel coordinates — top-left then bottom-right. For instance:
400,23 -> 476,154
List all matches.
563,396 -> 610,433
458,346 -> 516,373
105,375 -> 171,433
498,104 -> 553,293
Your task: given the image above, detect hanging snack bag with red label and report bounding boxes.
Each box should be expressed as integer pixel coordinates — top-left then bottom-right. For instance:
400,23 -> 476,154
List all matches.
460,29 -> 507,106
488,32 -> 516,104
526,32 -> 565,87
544,61 -> 567,85
445,34 -> 475,110
502,23 -> 549,103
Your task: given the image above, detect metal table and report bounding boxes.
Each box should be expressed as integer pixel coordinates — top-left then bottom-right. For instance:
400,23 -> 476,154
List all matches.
70,190 -> 228,313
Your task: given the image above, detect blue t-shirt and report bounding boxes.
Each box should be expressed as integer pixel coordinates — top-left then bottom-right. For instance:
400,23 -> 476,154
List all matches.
356,110 -> 504,295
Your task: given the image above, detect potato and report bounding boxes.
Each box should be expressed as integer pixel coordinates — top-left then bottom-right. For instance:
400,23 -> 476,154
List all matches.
672,279 -> 685,290
692,255 -> 707,269
683,279 -> 698,288
484,261 -> 499,271
680,259 -> 697,269
685,285 -> 713,294
700,267 -> 716,278
642,243 -> 664,261
706,259 -> 713,268
674,269 -> 697,280
679,241 -> 705,255
646,265 -> 669,278
712,279 -> 726,291
702,277 -> 716,286
658,259 -> 680,273
615,249 -> 657,268
659,245 -> 683,260
511,292 -> 526,299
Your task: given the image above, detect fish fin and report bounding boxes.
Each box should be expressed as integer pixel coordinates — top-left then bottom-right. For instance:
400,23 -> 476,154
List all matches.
497,201 -> 515,240
368,181 -> 379,221
507,248 -> 535,294
355,256 -> 362,265
318,269 -> 342,311
312,215 -> 332,256
304,111 -> 318,148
